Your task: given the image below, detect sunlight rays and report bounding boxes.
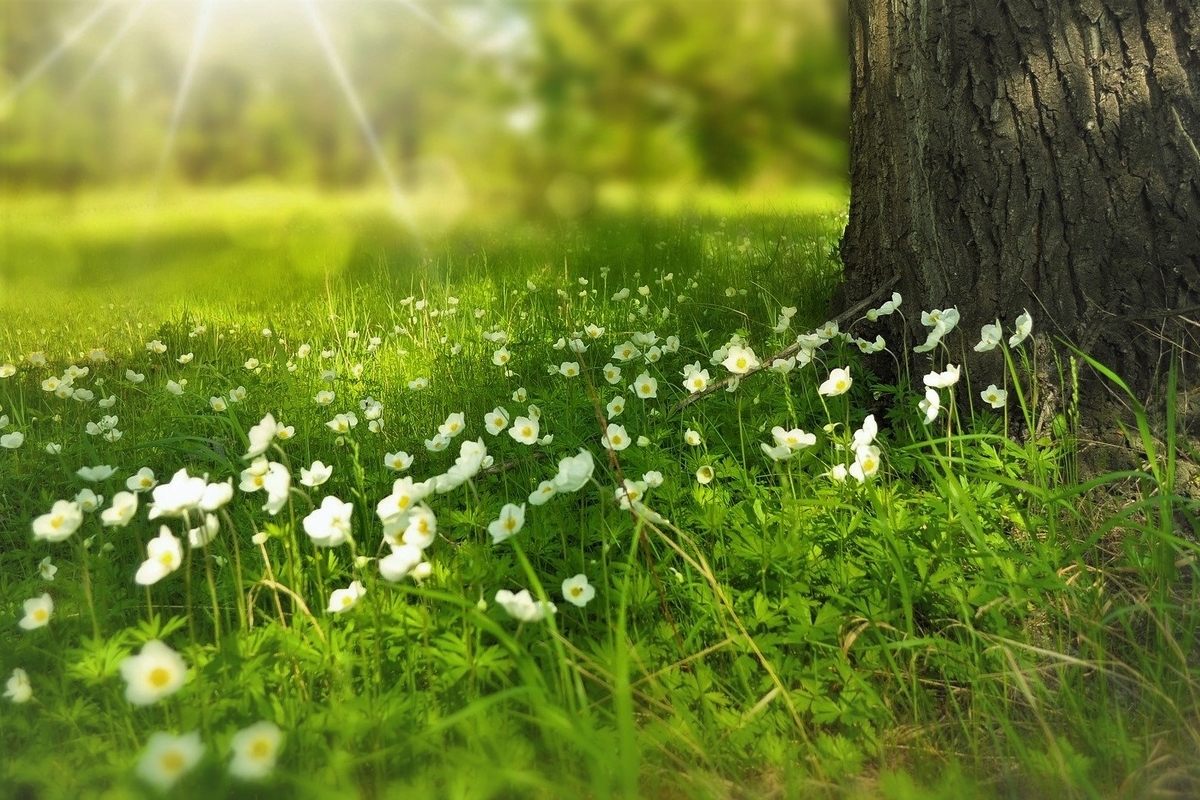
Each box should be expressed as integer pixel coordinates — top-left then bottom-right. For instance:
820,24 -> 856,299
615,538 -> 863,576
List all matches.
6,0 -> 451,235
155,0 -> 216,188
299,0 -> 418,232
68,0 -> 161,100
389,0 -> 473,54
1,0 -> 122,108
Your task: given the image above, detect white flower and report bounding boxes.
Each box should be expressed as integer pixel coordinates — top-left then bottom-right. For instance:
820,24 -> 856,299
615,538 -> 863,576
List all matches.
425,433 -> 452,452
683,367 -> 710,393
0,431 -> 24,449
1009,310 -> 1033,347
384,451 -> 414,471
400,505 -> 438,550
438,412 -> 466,438
484,407 -> 510,435
849,445 -> 881,482
921,307 -> 961,334
529,480 -> 558,506
919,387 -> 942,425
126,369 -> 146,383
39,556 -> 57,581
75,488 -> 103,513
120,640 -> 188,705
603,423 -> 631,451
684,429 -> 703,446
615,480 -> 647,509
32,500 -> 83,542
101,491 -> 138,528
558,361 -> 580,378
197,479 -> 232,513
488,503 -> 526,544
913,328 -> 945,354
770,357 -> 796,374
325,413 -> 358,434
300,461 -> 332,487
974,322 -> 1003,352
851,415 -> 878,451
602,364 -> 622,385
303,496 -> 354,548
244,413 -> 277,459
77,464 -> 116,482
18,593 -> 53,630
492,347 -> 511,366
606,395 -> 626,418
695,465 -> 715,485
631,372 -> 658,399
981,384 -> 1008,409
379,543 -> 424,582
612,341 -> 641,362
761,442 -> 795,461
5,668 -> 32,703
722,344 -> 760,375
135,527 -> 183,585
923,364 -> 961,389
166,380 -> 185,396
187,514 -> 220,548
772,426 -> 817,451
553,449 -> 594,492
824,463 -> 848,483
328,580 -> 366,613
561,574 -> 595,607
818,367 -> 852,397
136,731 -> 204,792
210,396 -> 229,412
229,721 -> 283,780
494,589 -> 555,622
148,469 -> 207,519
127,467 -> 158,493
508,416 -> 540,445
314,390 -> 335,406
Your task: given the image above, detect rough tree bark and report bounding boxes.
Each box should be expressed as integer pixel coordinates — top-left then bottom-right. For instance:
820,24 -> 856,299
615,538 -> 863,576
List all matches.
839,0 -> 1200,426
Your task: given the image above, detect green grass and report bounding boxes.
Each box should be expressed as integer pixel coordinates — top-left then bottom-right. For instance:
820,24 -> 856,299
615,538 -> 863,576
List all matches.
0,187 -> 1197,799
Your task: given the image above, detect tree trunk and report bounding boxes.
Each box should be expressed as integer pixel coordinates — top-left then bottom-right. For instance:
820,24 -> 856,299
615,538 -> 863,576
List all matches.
839,0 -> 1200,421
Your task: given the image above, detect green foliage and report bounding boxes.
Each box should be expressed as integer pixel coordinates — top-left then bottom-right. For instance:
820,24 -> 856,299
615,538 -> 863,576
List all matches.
0,193 -> 1197,798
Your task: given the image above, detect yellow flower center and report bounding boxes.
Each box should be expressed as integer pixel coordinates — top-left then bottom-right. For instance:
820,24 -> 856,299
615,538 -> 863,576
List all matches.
250,738 -> 271,759
570,587 -> 583,598
521,427 -> 532,438
161,751 -> 185,773
148,667 -> 171,688
504,518 -> 517,531
33,609 -> 47,621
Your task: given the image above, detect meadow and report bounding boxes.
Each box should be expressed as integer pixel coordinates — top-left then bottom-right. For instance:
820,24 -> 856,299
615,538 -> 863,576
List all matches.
0,188 -> 1196,799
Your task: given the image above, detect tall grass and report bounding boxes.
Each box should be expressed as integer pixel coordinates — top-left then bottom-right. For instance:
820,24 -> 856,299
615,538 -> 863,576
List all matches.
0,188 -> 1196,799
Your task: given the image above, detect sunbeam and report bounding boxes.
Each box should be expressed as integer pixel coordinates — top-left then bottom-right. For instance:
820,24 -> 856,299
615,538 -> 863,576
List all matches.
1,0 -> 122,108
299,0 -> 418,233
155,0 -> 216,189
389,0 -> 473,54
68,0 -> 161,100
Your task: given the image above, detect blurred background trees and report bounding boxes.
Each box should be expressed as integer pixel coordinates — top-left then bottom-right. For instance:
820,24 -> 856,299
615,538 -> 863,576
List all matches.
0,0 -> 847,210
